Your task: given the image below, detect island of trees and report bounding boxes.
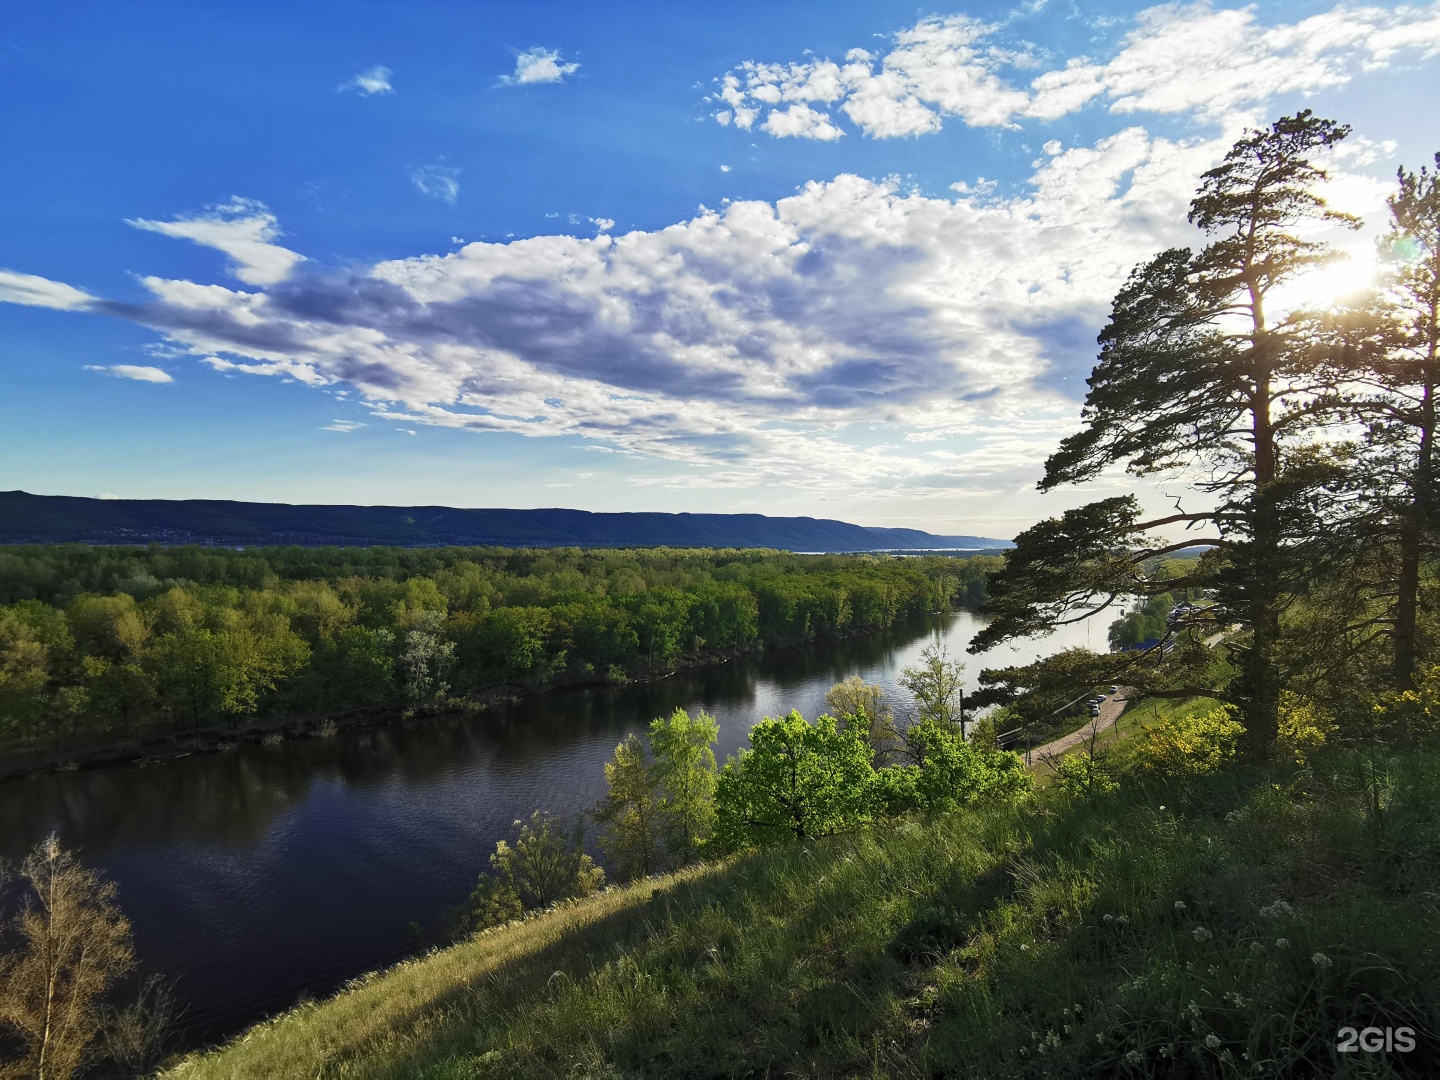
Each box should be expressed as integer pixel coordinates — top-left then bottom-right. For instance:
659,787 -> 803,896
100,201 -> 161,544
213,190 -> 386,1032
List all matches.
0,545 -> 998,770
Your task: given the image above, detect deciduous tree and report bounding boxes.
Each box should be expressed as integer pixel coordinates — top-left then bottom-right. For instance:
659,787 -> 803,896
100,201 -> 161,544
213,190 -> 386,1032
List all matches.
648,708 -> 719,865
0,836 -> 136,1080
715,711 -> 874,847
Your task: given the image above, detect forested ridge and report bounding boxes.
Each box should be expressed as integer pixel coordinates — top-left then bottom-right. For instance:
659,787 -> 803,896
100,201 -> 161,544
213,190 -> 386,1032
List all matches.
0,544 -> 999,766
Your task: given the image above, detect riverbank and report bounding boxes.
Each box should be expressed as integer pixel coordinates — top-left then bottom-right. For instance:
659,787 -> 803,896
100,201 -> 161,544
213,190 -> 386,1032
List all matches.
0,618 -> 948,781
163,743 -> 1440,1078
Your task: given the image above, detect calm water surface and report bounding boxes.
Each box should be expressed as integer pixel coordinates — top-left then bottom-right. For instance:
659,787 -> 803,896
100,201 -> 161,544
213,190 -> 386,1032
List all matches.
0,609 -> 1112,1041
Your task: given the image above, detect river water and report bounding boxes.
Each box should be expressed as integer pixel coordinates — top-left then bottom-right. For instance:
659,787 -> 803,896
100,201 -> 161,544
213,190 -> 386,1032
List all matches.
0,608 -> 1112,1043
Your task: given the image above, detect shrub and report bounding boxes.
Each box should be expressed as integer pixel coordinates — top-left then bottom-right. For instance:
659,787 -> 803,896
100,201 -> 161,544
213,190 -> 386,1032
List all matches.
1052,751 -> 1119,798
1137,706 -> 1244,777
459,811 -> 604,933
1276,691 -> 1337,764
1372,663 -> 1440,745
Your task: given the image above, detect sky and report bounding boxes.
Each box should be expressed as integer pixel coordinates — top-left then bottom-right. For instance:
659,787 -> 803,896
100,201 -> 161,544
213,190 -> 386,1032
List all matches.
3,0 -> 1440,537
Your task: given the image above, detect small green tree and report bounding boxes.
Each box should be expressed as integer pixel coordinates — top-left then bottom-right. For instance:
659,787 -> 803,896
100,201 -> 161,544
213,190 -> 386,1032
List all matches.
458,875 -> 523,933
900,644 -> 966,736
490,810 -> 604,910
648,707 -> 719,865
594,734 -> 661,880
825,676 -> 897,763
901,719 -> 1030,813
0,836 -> 136,1080
715,711 -> 875,848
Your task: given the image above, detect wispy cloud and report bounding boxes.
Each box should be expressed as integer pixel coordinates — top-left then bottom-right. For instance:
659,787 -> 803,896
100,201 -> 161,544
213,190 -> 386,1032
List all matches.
499,47 -> 580,86
409,164 -> 461,204
84,364 -> 173,383
323,419 -> 364,432
127,198 -> 305,286
712,2 -> 1440,139
340,65 -> 393,96
0,269 -> 96,310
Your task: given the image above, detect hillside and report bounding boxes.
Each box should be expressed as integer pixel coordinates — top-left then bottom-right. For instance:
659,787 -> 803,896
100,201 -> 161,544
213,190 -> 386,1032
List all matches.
164,738 -> 1440,1078
0,491 -> 1007,551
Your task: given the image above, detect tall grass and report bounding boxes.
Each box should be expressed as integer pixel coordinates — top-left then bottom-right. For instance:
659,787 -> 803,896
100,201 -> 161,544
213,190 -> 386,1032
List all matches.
167,746 -> 1440,1078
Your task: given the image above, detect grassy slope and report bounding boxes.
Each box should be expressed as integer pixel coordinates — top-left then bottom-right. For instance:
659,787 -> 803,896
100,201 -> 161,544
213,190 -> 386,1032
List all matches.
168,746 -> 1440,1079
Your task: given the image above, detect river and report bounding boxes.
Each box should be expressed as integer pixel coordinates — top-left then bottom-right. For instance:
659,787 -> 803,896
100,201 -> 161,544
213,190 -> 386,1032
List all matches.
0,608 -> 1113,1045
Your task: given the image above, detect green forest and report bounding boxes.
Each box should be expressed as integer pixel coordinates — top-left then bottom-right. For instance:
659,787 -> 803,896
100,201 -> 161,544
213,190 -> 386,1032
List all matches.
0,544 -> 999,763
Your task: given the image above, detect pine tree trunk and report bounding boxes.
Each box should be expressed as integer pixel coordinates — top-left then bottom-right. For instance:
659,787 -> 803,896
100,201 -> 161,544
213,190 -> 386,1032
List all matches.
1243,290 -> 1282,759
1396,376 -> 1436,689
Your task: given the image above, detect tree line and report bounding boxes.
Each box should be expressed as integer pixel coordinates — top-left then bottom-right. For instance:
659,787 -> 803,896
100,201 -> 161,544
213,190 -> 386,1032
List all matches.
972,112 -> 1440,759
0,546 -> 1000,759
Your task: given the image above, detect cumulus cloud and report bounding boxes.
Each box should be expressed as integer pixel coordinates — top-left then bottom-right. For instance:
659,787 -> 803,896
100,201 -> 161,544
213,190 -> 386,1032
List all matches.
6,122 -> 1382,492
0,1 -> 1413,496
410,164 -> 461,204
127,198 -> 305,286
84,364 -> 174,383
714,1 -> 1440,139
499,47 -> 580,86
340,65 -> 394,96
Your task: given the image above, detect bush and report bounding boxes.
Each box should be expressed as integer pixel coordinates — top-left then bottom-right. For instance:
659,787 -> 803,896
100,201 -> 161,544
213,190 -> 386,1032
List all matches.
1276,691 -> 1337,764
1136,706 -> 1244,778
1372,663 -> 1440,745
458,811 -> 604,933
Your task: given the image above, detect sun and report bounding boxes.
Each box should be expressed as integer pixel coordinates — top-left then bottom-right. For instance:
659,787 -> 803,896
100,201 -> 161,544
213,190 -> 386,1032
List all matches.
1282,247 -> 1379,311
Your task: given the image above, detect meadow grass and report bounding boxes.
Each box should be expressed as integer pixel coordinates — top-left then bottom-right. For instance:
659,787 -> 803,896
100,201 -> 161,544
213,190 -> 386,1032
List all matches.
167,743 -> 1440,1078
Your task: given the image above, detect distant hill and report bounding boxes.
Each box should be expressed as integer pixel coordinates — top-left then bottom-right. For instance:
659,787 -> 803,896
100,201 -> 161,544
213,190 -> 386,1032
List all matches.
0,491 -> 1009,552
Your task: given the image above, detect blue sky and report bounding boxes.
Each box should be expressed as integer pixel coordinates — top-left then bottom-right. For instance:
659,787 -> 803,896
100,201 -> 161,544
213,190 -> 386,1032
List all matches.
3,1 -> 1440,535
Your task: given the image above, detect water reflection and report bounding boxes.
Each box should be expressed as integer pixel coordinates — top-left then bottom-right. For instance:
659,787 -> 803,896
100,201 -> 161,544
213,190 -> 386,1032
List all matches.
0,610 -> 1109,1043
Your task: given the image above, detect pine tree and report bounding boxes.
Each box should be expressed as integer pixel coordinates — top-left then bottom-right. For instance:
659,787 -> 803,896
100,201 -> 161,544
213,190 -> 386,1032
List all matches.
975,112 -> 1358,756
1330,155 -> 1440,688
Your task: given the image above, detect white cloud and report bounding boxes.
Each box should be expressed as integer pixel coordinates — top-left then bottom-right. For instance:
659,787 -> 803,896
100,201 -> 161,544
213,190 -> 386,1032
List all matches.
0,9 -> 1416,498
323,420 -> 364,432
499,47 -> 580,86
591,217 -> 615,232
720,164 -> 731,172
6,123 -> 1310,492
761,103 -> 846,141
716,1 -> 1440,139
0,269 -> 96,310
410,164 -> 461,204
127,198 -> 305,286
340,65 -> 394,96
84,364 -> 174,383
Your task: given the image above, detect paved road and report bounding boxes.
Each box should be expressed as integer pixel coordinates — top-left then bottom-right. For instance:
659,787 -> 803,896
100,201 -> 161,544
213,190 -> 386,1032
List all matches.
1027,690 -> 1129,766
1021,627 -> 1232,768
